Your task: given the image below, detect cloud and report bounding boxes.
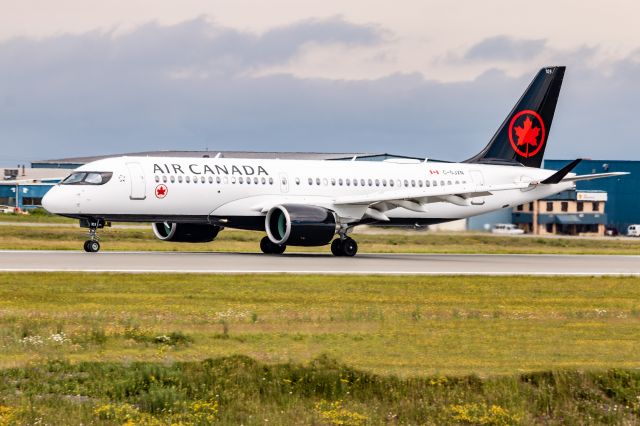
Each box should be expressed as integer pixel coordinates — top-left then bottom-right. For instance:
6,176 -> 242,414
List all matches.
464,35 -> 546,61
0,19 -> 638,166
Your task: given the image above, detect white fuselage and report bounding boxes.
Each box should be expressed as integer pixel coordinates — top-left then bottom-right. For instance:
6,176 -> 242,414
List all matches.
42,156 -> 574,228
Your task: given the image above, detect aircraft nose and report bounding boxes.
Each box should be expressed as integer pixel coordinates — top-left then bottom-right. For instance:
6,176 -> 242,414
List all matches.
41,187 -> 62,214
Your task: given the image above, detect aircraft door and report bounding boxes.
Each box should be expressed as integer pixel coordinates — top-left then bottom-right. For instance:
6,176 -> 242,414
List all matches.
279,173 -> 289,193
469,170 -> 485,206
126,162 -> 147,200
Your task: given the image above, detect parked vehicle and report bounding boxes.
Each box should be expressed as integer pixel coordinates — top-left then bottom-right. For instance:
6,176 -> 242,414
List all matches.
491,223 -> 525,235
605,227 -> 619,236
628,225 -> 640,237
0,205 -> 16,214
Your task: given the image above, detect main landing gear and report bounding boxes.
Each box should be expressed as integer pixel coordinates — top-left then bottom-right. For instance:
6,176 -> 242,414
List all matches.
260,236 -> 286,254
331,237 -> 358,257
80,218 -> 105,253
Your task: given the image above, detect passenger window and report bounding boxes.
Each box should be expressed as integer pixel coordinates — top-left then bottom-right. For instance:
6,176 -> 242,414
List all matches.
170,176 -> 175,183
331,178 -> 336,186
375,179 -> 380,186
440,180 -> 445,186
389,180 -> 394,187
208,176 -> 213,183
216,176 -> 222,184
339,178 -> 343,186
231,177 -> 236,184
239,177 -> 243,184
254,177 -> 258,184
353,179 -> 358,187
433,180 -> 437,186
154,176 -> 160,183
261,177 -> 266,184
447,180 -> 452,185
269,177 -> 273,185
324,178 -> 329,186
360,179 -> 365,186
308,177 -> 313,185
346,179 -> 350,186
316,178 -> 321,185
224,177 -> 229,184
411,180 -> 416,187
185,176 -> 190,183
178,176 -> 183,183
425,180 -> 430,187
403,179 -> 408,187
368,179 -> 373,186
162,176 -> 167,183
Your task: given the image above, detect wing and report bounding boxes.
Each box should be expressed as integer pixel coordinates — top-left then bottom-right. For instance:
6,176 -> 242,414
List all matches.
333,182 -> 530,206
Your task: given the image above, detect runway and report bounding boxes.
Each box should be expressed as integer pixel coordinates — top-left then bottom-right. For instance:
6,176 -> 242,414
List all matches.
1,250 -> 639,275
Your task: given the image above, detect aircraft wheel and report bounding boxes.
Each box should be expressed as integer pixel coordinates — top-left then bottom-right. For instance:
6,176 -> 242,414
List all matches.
260,236 -> 286,255
84,240 -> 100,253
331,239 -> 344,256
341,237 -> 358,257
260,236 -> 273,254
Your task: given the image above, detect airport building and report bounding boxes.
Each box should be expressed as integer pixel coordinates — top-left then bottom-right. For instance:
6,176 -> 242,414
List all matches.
511,190 -> 608,236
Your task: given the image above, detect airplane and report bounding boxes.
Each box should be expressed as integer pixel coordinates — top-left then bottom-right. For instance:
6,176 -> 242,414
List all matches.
41,66 -> 627,256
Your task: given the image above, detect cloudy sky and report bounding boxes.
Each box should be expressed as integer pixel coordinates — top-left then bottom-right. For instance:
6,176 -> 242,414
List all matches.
1,1 -> 639,166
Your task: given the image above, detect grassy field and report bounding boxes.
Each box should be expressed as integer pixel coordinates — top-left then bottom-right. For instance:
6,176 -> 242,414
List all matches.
1,273 -> 639,375
1,222 -> 640,254
1,272 -> 640,424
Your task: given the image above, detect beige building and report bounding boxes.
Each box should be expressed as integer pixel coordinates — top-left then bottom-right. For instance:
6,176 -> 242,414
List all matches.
512,190 -> 607,236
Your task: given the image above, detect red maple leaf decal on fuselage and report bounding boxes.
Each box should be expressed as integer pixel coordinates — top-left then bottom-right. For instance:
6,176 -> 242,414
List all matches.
514,116 -> 540,147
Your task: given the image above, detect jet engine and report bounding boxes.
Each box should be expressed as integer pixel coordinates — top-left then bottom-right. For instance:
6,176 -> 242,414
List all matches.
152,222 -> 220,243
265,204 -> 337,246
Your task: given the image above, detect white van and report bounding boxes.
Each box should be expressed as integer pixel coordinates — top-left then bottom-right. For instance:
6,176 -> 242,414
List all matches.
627,225 -> 640,237
491,223 -> 525,235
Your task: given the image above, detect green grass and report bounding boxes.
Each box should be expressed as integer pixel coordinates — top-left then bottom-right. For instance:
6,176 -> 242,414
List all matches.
1,356 -> 640,425
1,273 -> 640,376
2,272 -> 640,424
1,223 -> 639,254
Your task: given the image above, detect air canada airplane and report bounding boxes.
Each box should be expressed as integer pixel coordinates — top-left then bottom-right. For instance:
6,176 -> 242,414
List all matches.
42,66 -> 626,256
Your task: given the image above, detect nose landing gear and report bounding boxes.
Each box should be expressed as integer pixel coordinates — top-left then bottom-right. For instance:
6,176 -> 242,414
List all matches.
80,217 -> 106,253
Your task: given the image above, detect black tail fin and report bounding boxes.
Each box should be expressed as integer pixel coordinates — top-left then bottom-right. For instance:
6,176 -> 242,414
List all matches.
466,66 -> 565,168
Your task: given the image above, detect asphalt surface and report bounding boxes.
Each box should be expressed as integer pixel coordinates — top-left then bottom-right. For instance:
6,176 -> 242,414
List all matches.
1,250 -> 639,275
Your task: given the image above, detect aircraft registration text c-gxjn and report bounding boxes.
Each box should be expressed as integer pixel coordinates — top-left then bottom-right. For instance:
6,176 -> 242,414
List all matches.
41,66 -> 628,256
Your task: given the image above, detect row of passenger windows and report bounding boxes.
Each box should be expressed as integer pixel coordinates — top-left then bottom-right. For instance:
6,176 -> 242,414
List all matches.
297,177 -> 465,187
154,175 -> 466,188
155,175 -> 275,185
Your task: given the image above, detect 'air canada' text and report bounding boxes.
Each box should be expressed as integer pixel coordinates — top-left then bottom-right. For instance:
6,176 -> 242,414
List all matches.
153,163 -> 269,176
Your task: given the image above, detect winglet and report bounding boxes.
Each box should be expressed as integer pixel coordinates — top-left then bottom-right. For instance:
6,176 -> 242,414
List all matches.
541,158 -> 582,184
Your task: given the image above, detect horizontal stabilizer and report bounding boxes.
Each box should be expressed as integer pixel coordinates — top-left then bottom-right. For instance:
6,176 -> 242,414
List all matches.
561,172 -> 629,182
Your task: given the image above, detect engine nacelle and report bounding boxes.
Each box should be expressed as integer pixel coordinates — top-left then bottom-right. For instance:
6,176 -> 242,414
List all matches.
265,204 -> 337,246
152,222 -> 220,243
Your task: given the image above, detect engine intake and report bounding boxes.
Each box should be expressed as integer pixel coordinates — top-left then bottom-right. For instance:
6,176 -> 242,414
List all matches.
265,204 -> 336,246
152,222 -> 220,243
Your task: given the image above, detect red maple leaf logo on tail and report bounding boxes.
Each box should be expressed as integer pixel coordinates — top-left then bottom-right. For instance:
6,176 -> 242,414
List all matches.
514,116 -> 540,147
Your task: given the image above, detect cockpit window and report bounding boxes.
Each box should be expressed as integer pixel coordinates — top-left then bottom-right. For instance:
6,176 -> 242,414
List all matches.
61,172 -> 112,185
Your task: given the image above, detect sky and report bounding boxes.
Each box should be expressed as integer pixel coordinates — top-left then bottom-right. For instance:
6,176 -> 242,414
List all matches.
1,1 -> 639,166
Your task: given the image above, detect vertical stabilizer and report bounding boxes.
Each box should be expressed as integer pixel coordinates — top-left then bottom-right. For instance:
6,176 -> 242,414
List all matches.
466,66 -> 565,168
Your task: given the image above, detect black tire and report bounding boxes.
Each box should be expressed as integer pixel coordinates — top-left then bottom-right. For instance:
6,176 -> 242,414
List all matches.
260,236 -> 286,254
331,239 -> 343,256
85,240 -> 100,253
260,236 -> 273,254
341,238 -> 358,257
271,243 -> 286,254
